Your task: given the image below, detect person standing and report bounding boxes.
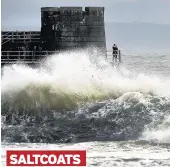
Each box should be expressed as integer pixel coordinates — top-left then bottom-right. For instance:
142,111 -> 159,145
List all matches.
112,44 -> 118,62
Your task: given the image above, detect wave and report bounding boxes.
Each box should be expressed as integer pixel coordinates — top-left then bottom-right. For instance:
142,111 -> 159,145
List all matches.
1,49 -> 170,143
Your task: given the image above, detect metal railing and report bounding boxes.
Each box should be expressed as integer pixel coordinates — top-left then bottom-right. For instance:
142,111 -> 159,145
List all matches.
2,31 -> 40,37
2,31 -> 41,45
1,50 -> 121,64
1,51 -> 58,57
106,50 -> 121,63
1,51 -> 57,65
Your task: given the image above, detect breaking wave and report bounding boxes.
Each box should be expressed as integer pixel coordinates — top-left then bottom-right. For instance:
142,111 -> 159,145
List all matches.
1,50 -> 170,143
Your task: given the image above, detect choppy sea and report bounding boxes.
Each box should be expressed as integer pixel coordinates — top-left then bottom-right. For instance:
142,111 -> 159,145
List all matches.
1,49 -> 170,166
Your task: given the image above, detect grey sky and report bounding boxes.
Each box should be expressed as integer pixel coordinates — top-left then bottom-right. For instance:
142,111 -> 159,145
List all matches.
2,0 -> 170,30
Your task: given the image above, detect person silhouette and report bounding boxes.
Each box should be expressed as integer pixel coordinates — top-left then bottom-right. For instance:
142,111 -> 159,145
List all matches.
112,44 -> 118,62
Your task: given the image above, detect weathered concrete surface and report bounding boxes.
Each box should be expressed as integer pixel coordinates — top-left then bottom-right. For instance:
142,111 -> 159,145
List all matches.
41,6 -> 106,52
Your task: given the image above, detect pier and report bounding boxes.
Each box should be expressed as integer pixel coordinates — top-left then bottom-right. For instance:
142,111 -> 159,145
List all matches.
1,7 -> 121,66
1,50 -> 121,66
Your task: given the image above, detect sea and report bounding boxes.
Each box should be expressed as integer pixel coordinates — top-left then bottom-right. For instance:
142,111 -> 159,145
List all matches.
1,49 -> 170,167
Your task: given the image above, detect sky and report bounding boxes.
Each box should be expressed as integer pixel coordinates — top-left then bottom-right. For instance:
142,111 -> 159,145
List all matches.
2,0 -> 170,52
2,0 -> 170,30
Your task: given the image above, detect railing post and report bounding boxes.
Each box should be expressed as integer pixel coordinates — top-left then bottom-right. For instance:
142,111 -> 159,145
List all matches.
7,51 -> 9,60
115,51 -> 117,63
30,31 -> 31,42
119,50 -> 121,63
12,32 -> 14,42
23,51 -> 25,60
24,31 -> 25,43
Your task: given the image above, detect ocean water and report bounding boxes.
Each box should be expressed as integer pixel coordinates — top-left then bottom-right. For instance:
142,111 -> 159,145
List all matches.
1,49 -> 170,166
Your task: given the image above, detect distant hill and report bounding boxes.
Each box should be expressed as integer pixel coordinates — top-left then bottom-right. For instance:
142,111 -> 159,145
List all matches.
105,22 -> 170,52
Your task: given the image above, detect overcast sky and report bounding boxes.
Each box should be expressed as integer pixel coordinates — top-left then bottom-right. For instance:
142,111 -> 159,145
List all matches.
2,0 -> 170,30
